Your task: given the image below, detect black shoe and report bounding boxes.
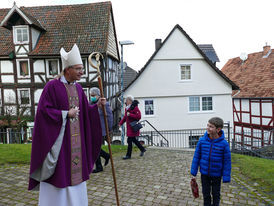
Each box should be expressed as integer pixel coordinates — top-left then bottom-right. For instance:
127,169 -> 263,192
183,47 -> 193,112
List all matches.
122,156 -> 131,160
140,149 -> 146,157
104,155 -> 110,166
92,168 -> 103,173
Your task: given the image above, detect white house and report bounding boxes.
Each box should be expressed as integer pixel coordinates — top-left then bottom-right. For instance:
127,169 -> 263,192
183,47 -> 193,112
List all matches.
123,25 -> 239,137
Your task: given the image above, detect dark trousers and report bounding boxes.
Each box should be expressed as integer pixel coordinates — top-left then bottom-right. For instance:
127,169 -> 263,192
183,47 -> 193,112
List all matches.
201,174 -> 221,206
126,136 -> 145,157
95,149 -> 109,170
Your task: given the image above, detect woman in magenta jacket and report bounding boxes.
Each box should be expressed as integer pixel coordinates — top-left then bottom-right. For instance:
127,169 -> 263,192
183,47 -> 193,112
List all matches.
119,95 -> 146,159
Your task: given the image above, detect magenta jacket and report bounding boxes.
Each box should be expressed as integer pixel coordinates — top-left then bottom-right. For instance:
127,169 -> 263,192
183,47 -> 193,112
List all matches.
119,105 -> 141,137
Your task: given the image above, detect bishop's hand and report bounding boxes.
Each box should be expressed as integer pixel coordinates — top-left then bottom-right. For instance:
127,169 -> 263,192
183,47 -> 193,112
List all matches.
68,106 -> 80,118
97,97 -> 106,108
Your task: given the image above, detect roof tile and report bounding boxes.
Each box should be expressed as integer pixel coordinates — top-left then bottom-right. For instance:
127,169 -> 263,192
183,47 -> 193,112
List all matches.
222,49 -> 274,98
0,2 -> 112,56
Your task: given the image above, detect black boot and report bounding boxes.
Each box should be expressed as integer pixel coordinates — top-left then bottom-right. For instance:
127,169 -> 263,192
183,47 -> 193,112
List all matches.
140,149 -> 146,157
93,155 -> 103,173
122,156 -> 131,160
92,167 -> 103,173
104,154 -> 110,166
101,149 -> 110,166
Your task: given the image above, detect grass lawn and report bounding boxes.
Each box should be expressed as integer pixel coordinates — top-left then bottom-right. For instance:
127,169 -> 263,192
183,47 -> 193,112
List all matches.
0,144 -> 32,165
232,153 -> 274,199
0,144 -> 137,165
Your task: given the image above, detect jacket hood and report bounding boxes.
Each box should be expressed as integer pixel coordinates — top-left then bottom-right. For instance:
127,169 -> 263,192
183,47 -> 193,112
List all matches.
130,100 -> 139,110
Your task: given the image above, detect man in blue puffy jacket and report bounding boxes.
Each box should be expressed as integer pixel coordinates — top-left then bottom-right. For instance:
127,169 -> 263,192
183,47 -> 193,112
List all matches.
191,117 -> 231,206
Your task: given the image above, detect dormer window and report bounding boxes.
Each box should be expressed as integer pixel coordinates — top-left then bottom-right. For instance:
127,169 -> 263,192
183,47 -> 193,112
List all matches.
13,25 -> 29,44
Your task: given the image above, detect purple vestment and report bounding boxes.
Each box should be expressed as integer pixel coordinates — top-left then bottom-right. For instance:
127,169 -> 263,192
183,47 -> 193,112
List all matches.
28,78 -> 102,190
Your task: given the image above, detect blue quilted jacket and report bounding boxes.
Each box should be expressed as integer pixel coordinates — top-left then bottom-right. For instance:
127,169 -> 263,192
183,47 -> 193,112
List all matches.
191,130 -> 231,183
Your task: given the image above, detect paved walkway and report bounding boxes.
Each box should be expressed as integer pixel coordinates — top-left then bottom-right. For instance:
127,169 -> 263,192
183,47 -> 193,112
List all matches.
0,148 -> 272,206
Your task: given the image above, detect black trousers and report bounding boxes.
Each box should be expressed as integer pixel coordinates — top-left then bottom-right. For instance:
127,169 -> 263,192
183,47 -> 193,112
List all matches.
201,174 -> 221,206
126,136 -> 145,157
95,149 -> 110,170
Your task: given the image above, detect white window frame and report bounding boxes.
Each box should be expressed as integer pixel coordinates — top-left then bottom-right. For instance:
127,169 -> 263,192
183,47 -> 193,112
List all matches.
13,25 -> 29,44
81,58 -> 88,77
46,59 -> 59,78
201,96 -> 213,111
4,89 -> 16,104
16,59 -> 30,78
144,99 -> 155,116
188,96 -> 214,113
83,88 -> 89,99
189,96 -> 200,112
18,88 -> 31,106
179,64 -> 192,81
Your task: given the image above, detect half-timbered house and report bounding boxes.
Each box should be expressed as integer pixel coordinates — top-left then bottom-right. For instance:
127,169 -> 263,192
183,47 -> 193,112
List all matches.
222,45 -> 274,149
0,2 -> 120,136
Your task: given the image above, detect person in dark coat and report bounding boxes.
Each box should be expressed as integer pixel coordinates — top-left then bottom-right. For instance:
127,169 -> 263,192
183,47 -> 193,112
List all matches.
89,87 -> 113,173
191,117 -> 231,206
119,95 -> 146,159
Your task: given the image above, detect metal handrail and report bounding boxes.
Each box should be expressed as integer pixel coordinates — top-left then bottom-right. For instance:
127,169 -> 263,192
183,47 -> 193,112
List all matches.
232,140 -> 273,159
139,120 -> 169,147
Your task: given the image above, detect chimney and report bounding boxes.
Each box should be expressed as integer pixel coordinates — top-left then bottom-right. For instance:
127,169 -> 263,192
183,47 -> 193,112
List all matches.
263,44 -> 271,56
155,39 -> 162,51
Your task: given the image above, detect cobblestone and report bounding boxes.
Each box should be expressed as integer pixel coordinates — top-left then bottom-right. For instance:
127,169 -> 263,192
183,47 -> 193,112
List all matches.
0,147 -> 272,205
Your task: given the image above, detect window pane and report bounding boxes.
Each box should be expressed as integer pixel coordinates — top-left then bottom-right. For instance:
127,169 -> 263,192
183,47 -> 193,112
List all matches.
108,58 -> 113,69
20,90 -> 30,104
189,97 -> 200,111
48,60 -> 58,76
202,97 -> 213,111
20,61 -> 29,76
23,32 -> 28,42
15,28 -> 28,43
22,28 -> 28,35
17,29 -> 22,42
82,59 -> 86,75
189,135 -> 200,148
181,65 -> 191,80
145,100 -> 154,115
22,28 -> 28,41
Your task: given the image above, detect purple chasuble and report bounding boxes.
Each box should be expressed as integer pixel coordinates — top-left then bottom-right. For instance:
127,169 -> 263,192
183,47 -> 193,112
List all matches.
28,78 -> 102,190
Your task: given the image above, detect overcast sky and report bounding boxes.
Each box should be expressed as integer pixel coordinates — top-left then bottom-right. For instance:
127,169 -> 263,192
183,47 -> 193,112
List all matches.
2,0 -> 274,70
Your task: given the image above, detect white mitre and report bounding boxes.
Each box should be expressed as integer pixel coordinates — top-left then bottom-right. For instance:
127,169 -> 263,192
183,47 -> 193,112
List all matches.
60,44 -> 83,69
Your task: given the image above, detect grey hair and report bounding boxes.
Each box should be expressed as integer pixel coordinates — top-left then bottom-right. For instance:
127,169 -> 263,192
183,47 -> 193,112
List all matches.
90,87 -> 101,96
126,95 -> 134,102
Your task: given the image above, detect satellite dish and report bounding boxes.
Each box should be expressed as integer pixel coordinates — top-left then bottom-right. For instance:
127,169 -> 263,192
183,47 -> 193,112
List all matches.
240,53 -> 248,61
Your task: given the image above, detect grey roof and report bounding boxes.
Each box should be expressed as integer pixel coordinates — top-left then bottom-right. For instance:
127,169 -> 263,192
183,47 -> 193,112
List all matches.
118,65 -> 138,90
197,44 -> 220,63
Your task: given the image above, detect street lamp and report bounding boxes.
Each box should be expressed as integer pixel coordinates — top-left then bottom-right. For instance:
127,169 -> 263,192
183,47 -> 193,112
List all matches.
119,40 -> 134,145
